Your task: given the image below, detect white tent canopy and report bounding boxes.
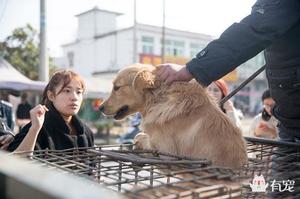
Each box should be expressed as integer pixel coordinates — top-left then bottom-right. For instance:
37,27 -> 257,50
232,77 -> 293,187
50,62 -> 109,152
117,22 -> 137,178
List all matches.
0,58 -> 116,98
0,59 -> 47,91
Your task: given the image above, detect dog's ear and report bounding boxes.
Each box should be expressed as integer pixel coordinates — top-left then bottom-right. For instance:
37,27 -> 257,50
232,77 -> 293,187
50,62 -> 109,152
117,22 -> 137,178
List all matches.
132,70 -> 157,92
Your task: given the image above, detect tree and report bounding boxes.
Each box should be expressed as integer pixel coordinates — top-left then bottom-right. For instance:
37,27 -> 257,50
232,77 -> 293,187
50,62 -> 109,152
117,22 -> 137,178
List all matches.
0,24 -> 56,80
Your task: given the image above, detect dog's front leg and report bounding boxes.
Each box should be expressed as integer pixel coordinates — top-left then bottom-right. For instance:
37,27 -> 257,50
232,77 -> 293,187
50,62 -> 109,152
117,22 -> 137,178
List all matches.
133,132 -> 152,150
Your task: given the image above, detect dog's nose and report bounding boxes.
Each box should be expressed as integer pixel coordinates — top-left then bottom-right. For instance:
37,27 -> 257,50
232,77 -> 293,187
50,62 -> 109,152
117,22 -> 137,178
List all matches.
99,105 -> 105,112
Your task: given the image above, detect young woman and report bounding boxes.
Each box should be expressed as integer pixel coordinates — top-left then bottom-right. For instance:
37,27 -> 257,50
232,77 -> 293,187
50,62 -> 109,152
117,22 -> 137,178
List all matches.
8,69 -> 94,152
207,79 -> 243,128
249,90 -> 278,139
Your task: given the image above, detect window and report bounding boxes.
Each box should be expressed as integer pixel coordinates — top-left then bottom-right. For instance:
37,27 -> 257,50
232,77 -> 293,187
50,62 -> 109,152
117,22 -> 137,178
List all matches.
142,36 -> 154,54
67,51 -> 74,67
190,43 -> 205,58
162,39 -> 172,56
161,39 -> 185,57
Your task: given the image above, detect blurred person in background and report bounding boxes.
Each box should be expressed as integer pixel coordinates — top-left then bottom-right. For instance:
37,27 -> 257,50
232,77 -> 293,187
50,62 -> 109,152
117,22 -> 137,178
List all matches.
0,119 -> 14,150
16,92 -> 32,131
0,92 -> 15,150
249,90 -> 278,139
207,79 -> 243,128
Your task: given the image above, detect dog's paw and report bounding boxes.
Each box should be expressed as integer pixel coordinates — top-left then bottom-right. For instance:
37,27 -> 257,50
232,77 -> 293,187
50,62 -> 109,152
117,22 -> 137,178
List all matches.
133,132 -> 151,150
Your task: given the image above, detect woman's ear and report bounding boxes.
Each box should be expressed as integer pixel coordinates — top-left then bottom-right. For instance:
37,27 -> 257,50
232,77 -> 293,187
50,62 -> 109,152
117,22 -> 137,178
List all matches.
47,90 -> 55,102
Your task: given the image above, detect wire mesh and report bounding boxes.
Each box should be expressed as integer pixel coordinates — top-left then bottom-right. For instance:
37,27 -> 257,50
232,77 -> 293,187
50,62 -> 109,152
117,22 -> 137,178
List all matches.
17,137 -> 300,199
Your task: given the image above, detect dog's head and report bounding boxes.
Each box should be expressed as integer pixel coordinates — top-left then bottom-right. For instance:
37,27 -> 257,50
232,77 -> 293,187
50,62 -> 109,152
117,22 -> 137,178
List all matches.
99,64 -> 158,120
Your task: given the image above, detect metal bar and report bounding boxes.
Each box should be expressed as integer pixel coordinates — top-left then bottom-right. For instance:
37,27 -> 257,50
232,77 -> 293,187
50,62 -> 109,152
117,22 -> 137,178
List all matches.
219,64 -> 266,106
245,136 -> 300,148
91,149 -> 210,165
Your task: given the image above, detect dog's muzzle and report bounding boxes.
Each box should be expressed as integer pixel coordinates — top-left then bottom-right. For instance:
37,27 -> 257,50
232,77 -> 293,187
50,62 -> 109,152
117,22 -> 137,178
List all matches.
114,105 -> 129,120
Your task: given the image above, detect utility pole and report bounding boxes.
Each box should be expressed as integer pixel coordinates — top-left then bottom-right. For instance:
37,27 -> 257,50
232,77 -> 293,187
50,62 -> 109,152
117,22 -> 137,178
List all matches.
161,0 -> 166,63
39,0 -> 49,81
132,0 -> 137,63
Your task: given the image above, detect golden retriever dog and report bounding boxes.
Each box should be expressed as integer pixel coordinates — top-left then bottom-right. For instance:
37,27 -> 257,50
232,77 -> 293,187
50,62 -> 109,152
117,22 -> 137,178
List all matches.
99,64 -> 248,169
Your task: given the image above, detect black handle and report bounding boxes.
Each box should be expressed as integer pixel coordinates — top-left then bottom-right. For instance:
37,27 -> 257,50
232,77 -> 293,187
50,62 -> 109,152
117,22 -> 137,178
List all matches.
219,64 -> 266,106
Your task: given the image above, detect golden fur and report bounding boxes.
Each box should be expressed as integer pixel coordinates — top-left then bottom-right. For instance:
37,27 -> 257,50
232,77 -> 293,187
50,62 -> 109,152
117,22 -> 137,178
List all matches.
100,64 -> 248,169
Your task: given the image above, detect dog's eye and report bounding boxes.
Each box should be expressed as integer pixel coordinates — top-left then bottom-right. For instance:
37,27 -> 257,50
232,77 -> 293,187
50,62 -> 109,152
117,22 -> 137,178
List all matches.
113,85 -> 120,91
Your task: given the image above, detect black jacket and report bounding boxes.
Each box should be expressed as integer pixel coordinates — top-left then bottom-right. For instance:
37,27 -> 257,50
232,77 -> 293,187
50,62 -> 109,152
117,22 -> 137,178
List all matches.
186,0 -> 300,86
16,102 -> 32,119
8,103 -> 94,151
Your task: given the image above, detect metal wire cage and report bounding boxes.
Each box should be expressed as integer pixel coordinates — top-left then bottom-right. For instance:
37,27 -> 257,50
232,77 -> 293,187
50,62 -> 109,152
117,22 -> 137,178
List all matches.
17,137 -> 300,199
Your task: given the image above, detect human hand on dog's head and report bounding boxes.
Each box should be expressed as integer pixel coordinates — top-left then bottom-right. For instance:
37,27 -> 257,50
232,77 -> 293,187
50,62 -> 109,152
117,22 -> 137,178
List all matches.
156,63 -> 193,85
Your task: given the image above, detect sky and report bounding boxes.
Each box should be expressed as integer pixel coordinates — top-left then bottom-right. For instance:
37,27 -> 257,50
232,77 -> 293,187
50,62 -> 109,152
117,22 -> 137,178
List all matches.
0,0 -> 256,57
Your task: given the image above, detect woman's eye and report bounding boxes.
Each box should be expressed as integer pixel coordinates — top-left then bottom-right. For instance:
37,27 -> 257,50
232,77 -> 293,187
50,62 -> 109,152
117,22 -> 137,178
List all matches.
77,90 -> 83,94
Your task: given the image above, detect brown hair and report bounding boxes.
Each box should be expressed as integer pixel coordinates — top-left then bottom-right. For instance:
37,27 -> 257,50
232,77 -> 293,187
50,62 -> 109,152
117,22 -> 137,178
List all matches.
41,69 -> 85,107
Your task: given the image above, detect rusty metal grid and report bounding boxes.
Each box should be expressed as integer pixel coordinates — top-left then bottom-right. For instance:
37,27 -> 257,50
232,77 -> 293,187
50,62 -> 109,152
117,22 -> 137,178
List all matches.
17,137 -> 300,199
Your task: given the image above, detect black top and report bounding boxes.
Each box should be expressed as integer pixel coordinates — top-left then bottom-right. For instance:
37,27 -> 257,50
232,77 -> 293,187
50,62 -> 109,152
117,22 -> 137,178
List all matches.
8,103 -> 94,151
186,0 -> 300,86
16,102 -> 32,119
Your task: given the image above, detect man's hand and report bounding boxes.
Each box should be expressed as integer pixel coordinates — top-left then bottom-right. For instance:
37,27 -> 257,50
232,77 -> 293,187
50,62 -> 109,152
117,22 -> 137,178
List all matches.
0,134 -> 14,150
157,63 -> 193,85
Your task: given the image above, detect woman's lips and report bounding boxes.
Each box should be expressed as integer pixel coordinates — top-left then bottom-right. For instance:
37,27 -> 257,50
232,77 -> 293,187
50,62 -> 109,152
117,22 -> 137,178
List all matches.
68,104 -> 78,109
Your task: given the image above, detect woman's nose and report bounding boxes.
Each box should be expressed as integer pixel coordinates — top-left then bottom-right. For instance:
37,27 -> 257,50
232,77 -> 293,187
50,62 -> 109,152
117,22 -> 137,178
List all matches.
70,92 -> 80,100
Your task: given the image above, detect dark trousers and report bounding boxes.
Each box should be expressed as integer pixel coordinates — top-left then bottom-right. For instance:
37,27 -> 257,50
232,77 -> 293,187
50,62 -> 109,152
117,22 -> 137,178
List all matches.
268,127 -> 300,198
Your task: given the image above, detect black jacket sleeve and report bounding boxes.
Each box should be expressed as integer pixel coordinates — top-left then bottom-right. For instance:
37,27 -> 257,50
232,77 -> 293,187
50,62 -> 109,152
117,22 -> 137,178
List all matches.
186,0 -> 300,86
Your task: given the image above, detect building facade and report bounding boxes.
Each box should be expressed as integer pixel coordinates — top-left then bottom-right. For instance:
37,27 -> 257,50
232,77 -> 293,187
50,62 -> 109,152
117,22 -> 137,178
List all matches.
55,7 -> 268,115
56,7 -> 213,77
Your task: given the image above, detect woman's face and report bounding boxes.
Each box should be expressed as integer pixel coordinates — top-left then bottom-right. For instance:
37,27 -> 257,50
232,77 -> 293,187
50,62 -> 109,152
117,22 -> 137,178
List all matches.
48,79 -> 84,117
263,98 -> 275,116
207,83 -> 222,101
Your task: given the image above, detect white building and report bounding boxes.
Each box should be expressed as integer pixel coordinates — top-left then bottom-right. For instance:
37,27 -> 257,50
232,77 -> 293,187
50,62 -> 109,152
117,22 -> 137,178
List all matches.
56,7 -> 267,115
57,7 -> 213,78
